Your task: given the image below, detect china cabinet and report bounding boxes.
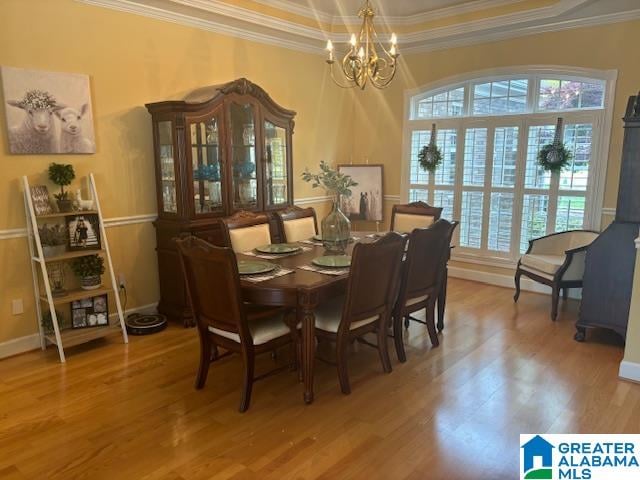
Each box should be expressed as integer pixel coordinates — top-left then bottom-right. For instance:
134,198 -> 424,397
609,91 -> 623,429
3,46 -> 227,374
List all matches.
146,78 -> 295,325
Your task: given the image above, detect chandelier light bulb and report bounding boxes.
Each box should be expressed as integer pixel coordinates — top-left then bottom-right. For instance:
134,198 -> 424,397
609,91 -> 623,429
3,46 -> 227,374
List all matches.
358,46 -> 365,59
390,45 -> 396,56
391,33 -> 397,45
326,39 -> 333,51
350,33 -> 357,47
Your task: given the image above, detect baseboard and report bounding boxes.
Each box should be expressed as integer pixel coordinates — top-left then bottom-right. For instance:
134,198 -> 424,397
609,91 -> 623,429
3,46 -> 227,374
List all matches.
0,334 -> 41,360
0,302 -> 159,360
619,360 -> 640,383
448,265 -> 582,299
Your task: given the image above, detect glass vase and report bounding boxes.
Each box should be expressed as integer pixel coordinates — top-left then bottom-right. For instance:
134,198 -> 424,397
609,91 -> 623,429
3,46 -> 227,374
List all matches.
321,196 -> 351,254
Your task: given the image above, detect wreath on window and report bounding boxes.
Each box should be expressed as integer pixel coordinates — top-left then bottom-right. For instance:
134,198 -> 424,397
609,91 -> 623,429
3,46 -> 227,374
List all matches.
418,124 -> 442,173
538,117 -> 572,173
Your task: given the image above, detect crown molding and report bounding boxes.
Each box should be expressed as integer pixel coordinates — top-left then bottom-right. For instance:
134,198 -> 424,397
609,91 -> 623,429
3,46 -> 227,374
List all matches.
251,0 -> 532,26
77,0 -> 640,56
77,0 -> 325,54
401,8 -> 640,53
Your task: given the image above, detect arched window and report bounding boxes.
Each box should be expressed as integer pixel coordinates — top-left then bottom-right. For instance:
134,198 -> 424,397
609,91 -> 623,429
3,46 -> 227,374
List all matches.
403,67 -> 615,265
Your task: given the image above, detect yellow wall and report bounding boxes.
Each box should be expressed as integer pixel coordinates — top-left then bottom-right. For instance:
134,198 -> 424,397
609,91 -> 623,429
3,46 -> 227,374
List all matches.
0,0 -> 354,345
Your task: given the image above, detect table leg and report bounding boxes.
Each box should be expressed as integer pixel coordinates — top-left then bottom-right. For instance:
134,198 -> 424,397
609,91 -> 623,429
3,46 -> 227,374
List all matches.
301,304 -> 316,404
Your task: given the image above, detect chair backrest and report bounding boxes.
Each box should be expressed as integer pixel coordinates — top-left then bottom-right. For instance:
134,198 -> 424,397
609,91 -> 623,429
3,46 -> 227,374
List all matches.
400,219 -> 452,303
341,232 -> 406,330
391,201 -> 443,233
175,236 -> 248,339
221,210 -> 272,253
276,206 -> 318,243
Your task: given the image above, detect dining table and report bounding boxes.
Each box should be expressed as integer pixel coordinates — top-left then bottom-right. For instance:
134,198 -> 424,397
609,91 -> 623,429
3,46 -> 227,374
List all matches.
238,233 -> 451,404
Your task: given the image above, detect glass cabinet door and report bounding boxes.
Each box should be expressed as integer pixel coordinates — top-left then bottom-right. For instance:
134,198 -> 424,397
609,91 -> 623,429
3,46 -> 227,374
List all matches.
158,121 -> 177,214
229,102 -> 258,209
190,117 -> 223,214
264,121 -> 289,206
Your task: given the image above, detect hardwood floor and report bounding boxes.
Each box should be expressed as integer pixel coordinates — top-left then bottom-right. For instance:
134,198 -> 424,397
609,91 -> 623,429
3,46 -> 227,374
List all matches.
1,279 -> 638,479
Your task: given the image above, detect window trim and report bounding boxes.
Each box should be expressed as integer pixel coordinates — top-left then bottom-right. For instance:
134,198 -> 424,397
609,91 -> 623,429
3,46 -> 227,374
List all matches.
401,66 -> 617,267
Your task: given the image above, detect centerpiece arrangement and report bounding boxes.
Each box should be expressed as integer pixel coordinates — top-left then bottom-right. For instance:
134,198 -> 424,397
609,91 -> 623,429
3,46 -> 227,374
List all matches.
302,161 -> 358,254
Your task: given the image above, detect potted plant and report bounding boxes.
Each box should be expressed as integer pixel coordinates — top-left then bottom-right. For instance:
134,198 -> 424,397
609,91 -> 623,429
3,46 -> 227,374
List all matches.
38,223 -> 67,257
42,309 -> 66,334
48,163 -> 76,212
302,161 -> 358,254
71,254 -> 105,290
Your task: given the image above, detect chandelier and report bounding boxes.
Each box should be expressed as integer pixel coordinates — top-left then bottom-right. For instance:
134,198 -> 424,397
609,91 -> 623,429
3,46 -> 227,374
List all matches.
325,0 -> 399,90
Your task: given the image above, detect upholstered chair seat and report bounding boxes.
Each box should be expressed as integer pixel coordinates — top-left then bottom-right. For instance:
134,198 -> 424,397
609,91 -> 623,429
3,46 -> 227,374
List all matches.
390,201 -> 443,234
313,296 -> 380,333
275,206 -> 318,243
283,216 -> 317,243
393,213 -> 435,233
228,223 -> 271,252
405,294 -> 429,307
208,312 -> 291,345
514,230 -> 599,320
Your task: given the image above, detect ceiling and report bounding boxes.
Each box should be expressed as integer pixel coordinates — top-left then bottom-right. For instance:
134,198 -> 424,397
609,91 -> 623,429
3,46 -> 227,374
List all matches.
253,0 -> 488,18
80,0 -> 640,54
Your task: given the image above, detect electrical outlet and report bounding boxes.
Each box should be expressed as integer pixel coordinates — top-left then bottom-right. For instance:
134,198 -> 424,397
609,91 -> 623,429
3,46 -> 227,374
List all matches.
12,299 -> 24,315
118,273 -> 126,290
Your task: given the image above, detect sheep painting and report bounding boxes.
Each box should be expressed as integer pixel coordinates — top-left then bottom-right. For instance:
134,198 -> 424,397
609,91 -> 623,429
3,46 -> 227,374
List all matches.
6,90 -> 65,153
2,66 -> 95,155
56,105 -> 95,153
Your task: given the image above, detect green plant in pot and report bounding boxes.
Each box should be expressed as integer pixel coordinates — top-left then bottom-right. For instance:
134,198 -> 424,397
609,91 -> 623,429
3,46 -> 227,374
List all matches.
42,309 -> 66,334
71,254 -> 105,290
302,161 -> 357,254
48,163 -> 76,212
38,223 -> 67,258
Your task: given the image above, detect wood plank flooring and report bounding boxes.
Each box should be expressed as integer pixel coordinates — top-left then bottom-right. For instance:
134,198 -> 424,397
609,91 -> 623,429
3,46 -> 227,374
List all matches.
0,279 -> 638,479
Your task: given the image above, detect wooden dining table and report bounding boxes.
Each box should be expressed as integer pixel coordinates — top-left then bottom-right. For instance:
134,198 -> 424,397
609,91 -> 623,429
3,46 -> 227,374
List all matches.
238,233 -> 380,404
239,233 -> 451,404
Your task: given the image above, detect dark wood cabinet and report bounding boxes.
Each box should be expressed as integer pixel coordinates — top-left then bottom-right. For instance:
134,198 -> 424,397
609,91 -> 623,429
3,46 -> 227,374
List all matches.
146,78 -> 296,324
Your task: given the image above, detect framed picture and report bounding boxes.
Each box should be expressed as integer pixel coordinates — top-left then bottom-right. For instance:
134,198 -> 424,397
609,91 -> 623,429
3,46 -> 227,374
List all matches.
1,66 -> 96,154
71,294 -> 108,329
30,185 -> 54,216
337,164 -> 384,222
66,214 -> 101,250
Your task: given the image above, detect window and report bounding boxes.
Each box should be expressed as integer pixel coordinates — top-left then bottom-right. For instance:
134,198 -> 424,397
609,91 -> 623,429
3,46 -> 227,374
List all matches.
414,87 -> 464,119
404,69 -> 612,264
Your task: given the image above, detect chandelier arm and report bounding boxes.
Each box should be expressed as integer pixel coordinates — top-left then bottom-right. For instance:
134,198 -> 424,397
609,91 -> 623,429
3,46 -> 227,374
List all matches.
327,61 -> 357,89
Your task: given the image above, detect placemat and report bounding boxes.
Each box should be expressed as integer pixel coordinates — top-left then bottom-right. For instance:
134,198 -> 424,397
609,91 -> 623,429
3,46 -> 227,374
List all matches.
298,264 -> 349,276
242,267 -> 295,283
242,246 -> 312,260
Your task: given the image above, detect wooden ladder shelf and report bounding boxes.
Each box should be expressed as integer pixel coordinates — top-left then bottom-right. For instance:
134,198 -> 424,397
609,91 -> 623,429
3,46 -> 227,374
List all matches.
23,174 -> 128,362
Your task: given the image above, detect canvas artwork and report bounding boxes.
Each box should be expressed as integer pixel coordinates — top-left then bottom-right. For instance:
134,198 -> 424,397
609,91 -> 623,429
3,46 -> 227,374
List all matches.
66,214 -> 101,250
338,165 -> 384,222
1,66 -> 95,154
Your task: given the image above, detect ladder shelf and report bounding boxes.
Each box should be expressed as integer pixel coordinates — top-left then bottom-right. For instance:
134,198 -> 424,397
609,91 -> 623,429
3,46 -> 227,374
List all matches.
23,174 -> 128,362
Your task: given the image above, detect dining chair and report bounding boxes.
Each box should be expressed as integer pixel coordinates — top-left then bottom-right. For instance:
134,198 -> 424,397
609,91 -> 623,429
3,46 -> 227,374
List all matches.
312,232 -> 406,394
275,206 -> 318,243
175,236 -> 298,412
392,219 -> 452,363
390,201 -> 443,234
221,210 -> 273,253
436,220 -> 459,332
514,229 -> 599,320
